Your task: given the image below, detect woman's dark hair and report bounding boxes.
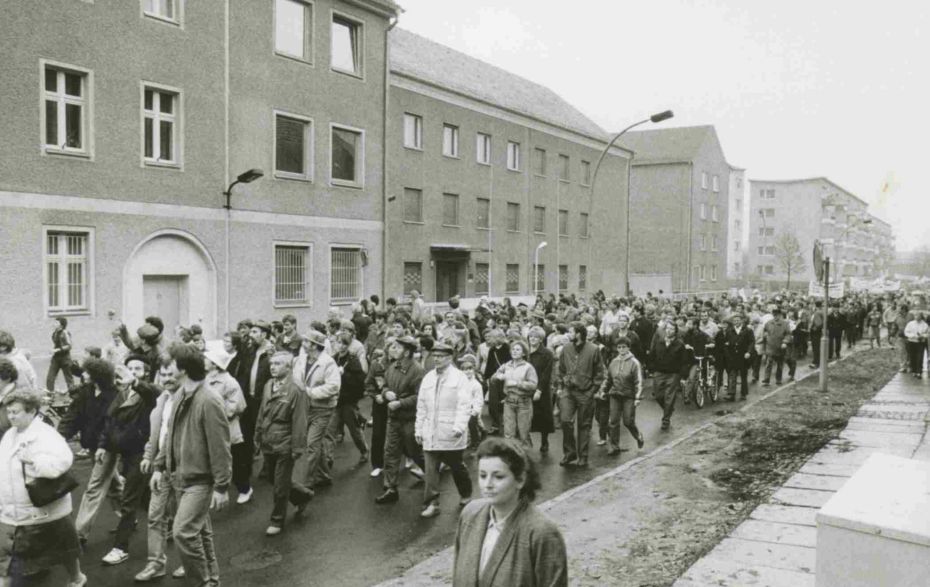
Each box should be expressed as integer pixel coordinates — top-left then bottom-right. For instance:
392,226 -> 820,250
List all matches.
168,342 -> 206,382
56,316 -> 68,328
0,330 -> 15,354
82,357 -> 116,391
0,357 -> 18,383
419,335 -> 435,351
225,331 -> 244,352
336,331 -> 354,347
570,321 -> 587,342
476,437 -> 541,502
614,335 -> 631,348
145,316 -> 165,335
2,388 -> 42,413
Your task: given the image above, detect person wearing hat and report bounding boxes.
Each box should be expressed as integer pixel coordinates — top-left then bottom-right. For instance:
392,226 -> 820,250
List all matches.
117,320 -> 165,382
375,336 -> 425,504
761,308 -> 792,386
722,313 -> 755,401
204,343 -> 247,479
414,341 -> 473,518
292,330 -> 341,490
492,340 -> 539,448
338,319 -> 369,374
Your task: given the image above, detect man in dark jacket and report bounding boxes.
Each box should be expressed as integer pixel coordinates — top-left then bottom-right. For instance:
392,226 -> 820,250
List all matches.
97,355 -> 159,565
723,314 -> 755,400
649,322 -> 690,430
809,301 -> 826,369
237,320 -> 273,503
46,316 -> 75,391
482,330 -> 511,435
827,305 -> 845,360
555,322 -> 605,466
254,351 -> 312,536
330,331 -> 369,463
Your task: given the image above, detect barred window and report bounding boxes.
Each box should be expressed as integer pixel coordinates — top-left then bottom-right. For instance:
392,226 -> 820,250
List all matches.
46,230 -> 90,313
534,264 -> 545,293
475,263 -> 489,295
505,264 -> 520,293
331,248 -> 361,303
559,265 -> 568,291
403,262 -> 422,296
274,244 -> 310,305
578,265 -> 587,291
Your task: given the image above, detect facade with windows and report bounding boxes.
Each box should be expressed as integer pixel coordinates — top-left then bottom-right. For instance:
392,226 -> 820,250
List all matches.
386,29 -> 629,302
619,125 -> 732,293
746,177 -> 892,286
727,165 -> 747,280
1,0 -> 398,353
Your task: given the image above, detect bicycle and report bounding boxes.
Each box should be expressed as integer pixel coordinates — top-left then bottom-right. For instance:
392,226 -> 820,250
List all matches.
688,355 -> 719,408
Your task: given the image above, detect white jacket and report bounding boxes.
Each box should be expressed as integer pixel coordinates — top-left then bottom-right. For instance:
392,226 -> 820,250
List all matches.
415,366 -> 472,451
0,418 -> 73,526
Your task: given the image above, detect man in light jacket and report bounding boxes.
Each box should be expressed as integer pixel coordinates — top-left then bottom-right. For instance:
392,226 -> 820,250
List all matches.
414,342 -> 473,519
762,308 -> 792,386
292,330 -> 341,489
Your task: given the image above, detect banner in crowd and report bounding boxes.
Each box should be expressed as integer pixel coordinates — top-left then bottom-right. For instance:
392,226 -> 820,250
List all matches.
808,281 -> 845,298
849,277 -> 902,294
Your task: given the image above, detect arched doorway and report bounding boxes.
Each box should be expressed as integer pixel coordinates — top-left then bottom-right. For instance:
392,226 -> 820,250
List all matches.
123,230 -> 217,339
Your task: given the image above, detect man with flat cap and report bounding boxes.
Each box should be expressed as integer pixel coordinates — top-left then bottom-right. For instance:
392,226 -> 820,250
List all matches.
375,335 -> 425,504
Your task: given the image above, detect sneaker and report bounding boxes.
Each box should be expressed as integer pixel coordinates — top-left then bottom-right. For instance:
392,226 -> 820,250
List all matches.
265,525 -> 282,536
172,566 -> 186,579
660,421 -> 670,431
375,489 -> 399,504
76,448 -> 91,459
133,563 -> 166,582
102,547 -> 129,566
761,381 -> 770,387
67,573 -> 88,587
408,464 -> 424,479
420,502 -> 440,518
636,432 -> 645,449
370,467 -> 383,478
596,439 -> 607,446
236,488 -> 253,505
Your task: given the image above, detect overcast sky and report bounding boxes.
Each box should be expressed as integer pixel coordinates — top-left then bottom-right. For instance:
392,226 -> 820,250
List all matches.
396,0 -> 928,252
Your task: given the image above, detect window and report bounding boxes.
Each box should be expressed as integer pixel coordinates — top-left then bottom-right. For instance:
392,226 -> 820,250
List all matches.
475,263 -> 489,295
506,141 -> 521,171
533,148 -> 546,175
505,264 -> 520,293
403,113 -> 422,149
765,265 -> 774,275
42,63 -> 90,155
533,206 -> 546,233
506,202 -> 520,231
756,265 -> 764,275
581,160 -> 591,186
476,133 -> 491,165
442,193 -> 460,226
476,197 -> 490,228
274,243 -> 311,306
330,124 -> 363,186
534,264 -> 545,293
403,262 -> 422,296
558,154 -> 570,181
711,264 -> 718,281
442,124 -> 459,158
330,247 -> 361,303
763,208 -> 775,218
712,235 -> 719,251
757,246 -> 775,256
403,188 -> 422,222
701,172 -> 708,189
699,265 -> 706,281
735,199 -> 742,212
274,0 -> 311,60
45,230 -> 91,314
757,227 -> 774,237
579,213 -> 589,237
712,175 -> 719,192
760,189 -> 775,199
711,205 -> 719,222
274,112 -> 312,179
700,203 -> 707,220
558,209 -> 568,236
734,262 -> 741,273
700,234 -> 707,251
735,219 -> 741,230
578,265 -> 587,291
144,0 -> 176,22
143,85 -> 179,166
559,265 -> 568,291
331,14 -> 361,76
734,240 -> 741,252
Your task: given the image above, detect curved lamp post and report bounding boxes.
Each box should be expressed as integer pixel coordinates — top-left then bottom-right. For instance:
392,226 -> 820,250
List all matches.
534,241 -> 548,297
588,110 -> 674,295
223,168 -> 264,330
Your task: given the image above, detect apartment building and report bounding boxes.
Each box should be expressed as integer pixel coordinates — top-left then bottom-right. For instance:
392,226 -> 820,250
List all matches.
0,0 -> 399,353
747,177 -> 888,285
619,125 -> 731,294
385,29 -> 630,302
727,164 -> 747,280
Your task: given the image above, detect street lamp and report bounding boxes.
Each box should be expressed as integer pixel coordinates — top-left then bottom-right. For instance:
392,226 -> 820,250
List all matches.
534,241 -> 548,297
588,110 -> 674,295
223,168 -> 264,330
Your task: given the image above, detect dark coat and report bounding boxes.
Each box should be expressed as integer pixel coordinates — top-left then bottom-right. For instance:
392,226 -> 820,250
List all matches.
334,352 -> 366,405
529,346 -> 555,434
254,377 -> 308,455
555,341 -> 605,394
649,336 -> 690,378
453,499 -> 568,587
384,357 -> 425,421
59,382 -> 117,450
723,326 -> 755,369
98,381 -> 159,456
246,346 -> 273,401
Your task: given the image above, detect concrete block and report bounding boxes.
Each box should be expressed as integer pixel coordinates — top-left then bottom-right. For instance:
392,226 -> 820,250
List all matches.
712,537 -> 816,573
837,430 -> 923,449
731,519 -> 818,547
783,473 -> 847,492
771,488 -> 834,508
677,555 -> 815,587
798,462 -> 860,478
751,504 -> 818,527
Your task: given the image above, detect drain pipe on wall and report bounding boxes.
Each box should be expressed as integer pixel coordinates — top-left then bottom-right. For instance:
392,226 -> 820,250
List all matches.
382,14 -> 399,302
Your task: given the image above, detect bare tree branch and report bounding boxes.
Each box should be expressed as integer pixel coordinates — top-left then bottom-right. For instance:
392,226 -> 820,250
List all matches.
773,231 -> 806,288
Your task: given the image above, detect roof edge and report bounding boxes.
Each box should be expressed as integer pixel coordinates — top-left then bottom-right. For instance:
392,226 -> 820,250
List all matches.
748,176 -> 869,207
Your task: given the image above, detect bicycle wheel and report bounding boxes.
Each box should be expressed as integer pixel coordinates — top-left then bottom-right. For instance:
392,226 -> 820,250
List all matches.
694,377 -> 705,409
708,364 -> 720,403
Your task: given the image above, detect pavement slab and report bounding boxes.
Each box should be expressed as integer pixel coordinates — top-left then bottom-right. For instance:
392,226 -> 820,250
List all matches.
797,461 -> 861,478
750,504 -> 819,527
731,519 -> 818,548
783,472 -> 848,492
674,555 -> 816,587
770,487 -> 835,508
704,537 -> 816,574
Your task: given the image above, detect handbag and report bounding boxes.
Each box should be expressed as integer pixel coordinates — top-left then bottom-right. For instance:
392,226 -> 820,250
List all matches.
21,462 -> 79,507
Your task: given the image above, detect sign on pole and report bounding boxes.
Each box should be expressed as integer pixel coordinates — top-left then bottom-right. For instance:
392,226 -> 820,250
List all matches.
809,281 -> 845,298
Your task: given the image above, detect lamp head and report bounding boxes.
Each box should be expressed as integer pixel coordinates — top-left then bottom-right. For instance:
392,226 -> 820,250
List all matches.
237,168 -> 264,184
650,110 -> 674,123
537,241 -> 548,250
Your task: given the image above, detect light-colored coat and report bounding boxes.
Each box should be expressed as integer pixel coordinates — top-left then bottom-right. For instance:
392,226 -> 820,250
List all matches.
143,389 -> 171,463
415,366 -> 472,451
0,418 -> 73,526
205,370 -> 247,445
292,351 -> 341,408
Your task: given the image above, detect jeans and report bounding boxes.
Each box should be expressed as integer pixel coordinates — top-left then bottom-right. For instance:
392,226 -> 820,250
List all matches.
172,482 -> 219,587
502,394 -> 533,447
233,397 -> 258,494
113,452 -> 147,551
45,353 -> 74,392
370,400 -> 388,469
146,473 -> 175,571
300,407 -> 334,487
487,379 -> 504,432
907,341 -> 926,375
594,395 -> 609,440
606,396 -> 639,451
763,353 -> 785,384
652,372 -> 680,424
75,451 -> 124,540
559,389 -> 595,461
727,366 -> 749,398
329,402 -> 368,456
423,450 -> 472,506
263,453 -> 313,527
811,329 -> 824,367
829,331 -> 843,359
382,418 -> 423,491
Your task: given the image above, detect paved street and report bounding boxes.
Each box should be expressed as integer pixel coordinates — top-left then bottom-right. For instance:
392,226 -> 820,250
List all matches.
63,358 -> 831,587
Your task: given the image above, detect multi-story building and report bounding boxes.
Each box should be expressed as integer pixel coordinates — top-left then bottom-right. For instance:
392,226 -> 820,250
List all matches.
747,177 -> 889,286
868,215 -> 895,277
727,164 -> 747,280
385,29 -> 630,302
619,125 -> 731,294
0,0 -> 399,353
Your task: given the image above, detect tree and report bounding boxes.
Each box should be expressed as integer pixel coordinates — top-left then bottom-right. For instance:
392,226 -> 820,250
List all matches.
773,232 -> 806,289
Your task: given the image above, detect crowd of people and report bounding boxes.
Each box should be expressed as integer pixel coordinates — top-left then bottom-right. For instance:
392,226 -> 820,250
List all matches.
0,285 -> 922,586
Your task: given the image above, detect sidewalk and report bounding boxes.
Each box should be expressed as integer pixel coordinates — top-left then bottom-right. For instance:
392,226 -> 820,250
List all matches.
673,373 -> 930,587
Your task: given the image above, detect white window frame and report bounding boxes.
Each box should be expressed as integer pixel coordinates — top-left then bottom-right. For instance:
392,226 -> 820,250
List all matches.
141,81 -> 182,169
142,0 -> 181,25
442,124 -> 459,158
558,154 -> 570,182
581,160 -> 592,186
700,265 -> 706,282
40,59 -> 94,159
712,175 -> 719,192
273,241 -> 313,308
579,212 -> 589,238
329,122 -> 365,188
711,205 -> 719,222
329,244 -> 364,305
700,234 -> 707,251
711,264 -> 718,281
330,10 -> 364,78
506,141 -> 521,171
403,113 -> 422,150
700,203 -> 707,220
701,172 -> 708,189
43,225 -> 95,316
274,0 -> 313,64
476,133 -> 491,165
273,110 -> 314,181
